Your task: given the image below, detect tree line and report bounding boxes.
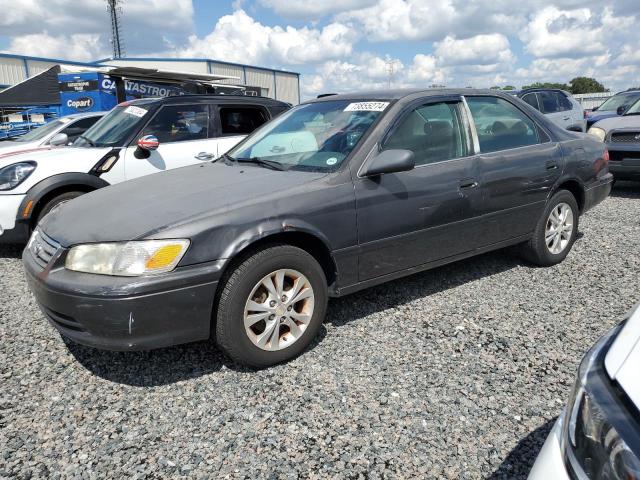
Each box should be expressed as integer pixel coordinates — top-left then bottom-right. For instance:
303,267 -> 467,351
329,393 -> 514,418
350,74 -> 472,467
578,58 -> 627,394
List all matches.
490,77 -> 615,94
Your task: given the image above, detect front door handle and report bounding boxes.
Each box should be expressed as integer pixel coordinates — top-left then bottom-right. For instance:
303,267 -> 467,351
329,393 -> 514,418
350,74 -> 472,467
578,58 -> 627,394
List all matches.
546,161 -> 558,170
195,152 -> 215,160
563,116 -> 571,121
459,180 -> 478,189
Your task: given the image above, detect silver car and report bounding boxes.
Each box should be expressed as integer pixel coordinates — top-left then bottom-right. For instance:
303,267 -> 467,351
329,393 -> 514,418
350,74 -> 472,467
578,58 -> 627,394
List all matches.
518,89 -> 586,132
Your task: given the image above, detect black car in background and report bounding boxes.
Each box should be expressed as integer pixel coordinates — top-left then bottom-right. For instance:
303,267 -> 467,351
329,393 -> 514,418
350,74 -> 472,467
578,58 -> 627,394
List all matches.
24,89 -> 612,367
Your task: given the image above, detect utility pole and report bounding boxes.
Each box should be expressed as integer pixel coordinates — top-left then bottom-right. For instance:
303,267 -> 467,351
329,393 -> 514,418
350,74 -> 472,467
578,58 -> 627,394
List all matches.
385,58 -> 401,89
106,0 -> 125,59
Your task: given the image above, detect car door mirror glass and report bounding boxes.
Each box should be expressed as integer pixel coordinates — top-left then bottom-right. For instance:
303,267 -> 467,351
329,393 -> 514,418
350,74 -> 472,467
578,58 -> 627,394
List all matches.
363,149 -> 415,177
49,132 -> 68,146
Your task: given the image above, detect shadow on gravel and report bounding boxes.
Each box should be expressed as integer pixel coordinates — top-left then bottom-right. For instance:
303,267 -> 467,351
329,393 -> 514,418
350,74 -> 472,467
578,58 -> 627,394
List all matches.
610,180 -> 640,199
487,417 -> 557,480
0,244 -> 23,259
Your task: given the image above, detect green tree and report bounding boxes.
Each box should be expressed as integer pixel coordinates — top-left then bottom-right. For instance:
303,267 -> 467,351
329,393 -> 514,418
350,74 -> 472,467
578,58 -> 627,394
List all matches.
521,81 -> 570,91
502,85 -> 516,91
569,77 -> 608,94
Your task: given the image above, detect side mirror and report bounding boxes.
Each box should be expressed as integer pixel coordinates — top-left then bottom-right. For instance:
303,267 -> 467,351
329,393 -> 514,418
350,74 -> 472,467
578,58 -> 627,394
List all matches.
617,105 -> 629,115
49,132 -> 68,146
362,149 -> 415,177
134,135 -> 159,159
566,125 -> 583,132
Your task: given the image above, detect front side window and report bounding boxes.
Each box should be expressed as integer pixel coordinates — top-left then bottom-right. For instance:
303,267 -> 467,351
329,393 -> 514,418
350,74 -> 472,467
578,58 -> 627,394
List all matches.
75,105 -> 151,148
466,96 -> 539,153
228,100 -> 387,171
383,102 -> 468,166
142,105 -> 209,143
598,93 -> 640,112
219,107 -> 269,135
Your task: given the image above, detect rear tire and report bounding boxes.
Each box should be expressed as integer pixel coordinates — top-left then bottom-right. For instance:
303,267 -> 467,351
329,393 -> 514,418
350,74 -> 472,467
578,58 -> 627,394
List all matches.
520,189 -> 579,266
35,191 -> 84,225
215,244 -> 328,368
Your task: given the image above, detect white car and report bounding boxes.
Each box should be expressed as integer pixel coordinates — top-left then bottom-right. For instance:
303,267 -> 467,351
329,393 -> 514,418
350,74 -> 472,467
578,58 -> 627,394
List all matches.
0,95 -> 289,243
518,89 -> 587,132
529,303 -> 640,479
0,112 -> 105,158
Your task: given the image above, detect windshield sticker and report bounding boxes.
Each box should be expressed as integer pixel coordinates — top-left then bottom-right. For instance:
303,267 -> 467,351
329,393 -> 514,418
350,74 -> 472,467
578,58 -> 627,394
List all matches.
326,157 -> 338,165
344,102 -> 389,112
124,106 -> 148,118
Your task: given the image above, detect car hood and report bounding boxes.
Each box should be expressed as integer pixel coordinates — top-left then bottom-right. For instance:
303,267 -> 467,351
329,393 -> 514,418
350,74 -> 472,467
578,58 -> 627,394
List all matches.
593,115 -> 640,134
587,112 -> 617,125
605,303 -> 640,410
0,145 -> 106,170
40,161 -> 327,246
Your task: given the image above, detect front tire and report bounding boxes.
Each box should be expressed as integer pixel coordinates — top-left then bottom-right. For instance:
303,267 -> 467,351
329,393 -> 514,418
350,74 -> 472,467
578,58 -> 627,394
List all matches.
215,245 -> 328,368
520,189 -> 579,266
35,191 -> 84,225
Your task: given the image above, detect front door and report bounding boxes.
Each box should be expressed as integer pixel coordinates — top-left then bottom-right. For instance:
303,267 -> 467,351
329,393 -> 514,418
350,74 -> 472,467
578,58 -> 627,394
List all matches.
464,95 -> 563,246
353,98 -> 481,281
123,103 -> 216,180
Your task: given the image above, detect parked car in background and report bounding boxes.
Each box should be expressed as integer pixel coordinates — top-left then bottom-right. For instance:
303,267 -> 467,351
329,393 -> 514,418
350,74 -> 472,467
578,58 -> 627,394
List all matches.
517,89 -> 586,132
586,90 -> 640,129
529,302 -> 640,480
0,95 -> 290,243
24,89 -> 612,367
0,112 -> 105,157
587,106 -> 640,181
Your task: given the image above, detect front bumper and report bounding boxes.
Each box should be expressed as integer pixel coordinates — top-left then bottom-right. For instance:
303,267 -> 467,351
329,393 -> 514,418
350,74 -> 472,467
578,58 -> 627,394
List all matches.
0,194 -> 29,244
23,239 -> 224,351
583,173 -> 613,212
528,414 -> 570,480
607,144 -> 640,180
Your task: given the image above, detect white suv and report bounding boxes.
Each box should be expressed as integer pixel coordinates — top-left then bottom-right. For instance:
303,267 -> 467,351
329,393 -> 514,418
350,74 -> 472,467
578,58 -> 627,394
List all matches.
518,89 -> 586,132
0,95 -> 289,243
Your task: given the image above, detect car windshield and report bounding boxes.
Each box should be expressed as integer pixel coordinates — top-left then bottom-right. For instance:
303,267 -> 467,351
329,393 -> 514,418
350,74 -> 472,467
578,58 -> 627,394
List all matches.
14,119 -> 64,142
74,104 -> 149,148
597,93 -> 640,112
227,100 -> 389,171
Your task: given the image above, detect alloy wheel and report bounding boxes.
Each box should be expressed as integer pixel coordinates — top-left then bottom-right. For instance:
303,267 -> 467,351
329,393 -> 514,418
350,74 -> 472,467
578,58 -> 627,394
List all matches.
545,202 -> 574,255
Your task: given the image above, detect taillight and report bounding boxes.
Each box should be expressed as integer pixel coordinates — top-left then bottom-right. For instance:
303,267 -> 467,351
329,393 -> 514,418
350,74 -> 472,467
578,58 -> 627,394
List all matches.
603,149 -> 609,164
584,110 -> 588,119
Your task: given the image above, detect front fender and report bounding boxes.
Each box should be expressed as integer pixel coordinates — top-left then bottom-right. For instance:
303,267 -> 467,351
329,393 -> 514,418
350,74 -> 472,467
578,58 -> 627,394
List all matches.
18,173 -> 110,222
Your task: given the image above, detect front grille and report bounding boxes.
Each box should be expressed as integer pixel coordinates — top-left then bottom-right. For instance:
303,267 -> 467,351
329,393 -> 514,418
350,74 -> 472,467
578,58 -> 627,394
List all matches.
610,131 -> 640,143
609,150 -> 640,162
43,307 -> 85,332
28,229 -> 61,269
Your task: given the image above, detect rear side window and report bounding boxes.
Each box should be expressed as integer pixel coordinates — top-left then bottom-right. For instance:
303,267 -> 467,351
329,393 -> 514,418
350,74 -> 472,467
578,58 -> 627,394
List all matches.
383,102 -> 468,166
466,96 -> 539,153
539,91 -> 572,114
219,106 -> 269,135
142,105 -> 209,143
60,116 -> 101,143
521,93 -> 540,111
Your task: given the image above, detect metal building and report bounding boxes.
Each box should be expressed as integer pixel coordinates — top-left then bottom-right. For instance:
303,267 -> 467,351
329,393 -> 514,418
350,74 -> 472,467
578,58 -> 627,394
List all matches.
0,54 -> 301,104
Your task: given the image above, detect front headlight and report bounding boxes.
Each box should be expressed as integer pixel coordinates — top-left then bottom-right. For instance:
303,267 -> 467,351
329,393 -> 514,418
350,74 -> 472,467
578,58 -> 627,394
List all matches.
567,389 -> 640,479
588,127 -> 606,142
0,161 -> 36,190
65,239 -> 190,276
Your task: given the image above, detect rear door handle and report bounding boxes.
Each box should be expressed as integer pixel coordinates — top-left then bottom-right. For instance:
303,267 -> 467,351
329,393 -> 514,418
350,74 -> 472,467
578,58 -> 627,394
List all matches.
459,180 -> 478,189
546,161 -> 558,170
563,116 -> 571,121
195,152 -> 215,160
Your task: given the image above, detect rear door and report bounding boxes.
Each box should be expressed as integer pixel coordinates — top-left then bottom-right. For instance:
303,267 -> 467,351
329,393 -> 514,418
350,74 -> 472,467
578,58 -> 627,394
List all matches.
354,96 -> 482,281
464,95 -> 563,246
122,103 -> 214,180
213,104 -> 271,157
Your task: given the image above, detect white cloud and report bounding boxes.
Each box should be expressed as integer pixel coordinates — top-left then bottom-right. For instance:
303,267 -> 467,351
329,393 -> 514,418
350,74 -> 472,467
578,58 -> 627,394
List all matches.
3,32 -> 105,61
258,0 -> 378,19
179,10 -> 357,66
434,34 -> 513,67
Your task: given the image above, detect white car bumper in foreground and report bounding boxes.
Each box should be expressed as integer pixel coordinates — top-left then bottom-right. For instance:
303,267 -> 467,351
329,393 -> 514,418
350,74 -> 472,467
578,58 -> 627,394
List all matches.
529,413 -> 571,480
0,194 -> 26,239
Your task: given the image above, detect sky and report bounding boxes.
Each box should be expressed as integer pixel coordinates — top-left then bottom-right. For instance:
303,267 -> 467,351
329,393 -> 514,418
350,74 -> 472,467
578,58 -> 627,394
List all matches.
0,0 -> 639,99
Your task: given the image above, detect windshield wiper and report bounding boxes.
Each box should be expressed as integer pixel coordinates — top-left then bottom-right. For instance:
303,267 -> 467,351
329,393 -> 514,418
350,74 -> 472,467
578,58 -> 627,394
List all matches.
215,152 -> 235,164
235,157 -> 288,171
77,135 -> 96,147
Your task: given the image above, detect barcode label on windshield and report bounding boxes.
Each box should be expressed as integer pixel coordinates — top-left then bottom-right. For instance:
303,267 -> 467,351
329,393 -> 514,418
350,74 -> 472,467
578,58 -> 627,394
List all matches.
124,106 -> 148,117
344,102 -> 389,112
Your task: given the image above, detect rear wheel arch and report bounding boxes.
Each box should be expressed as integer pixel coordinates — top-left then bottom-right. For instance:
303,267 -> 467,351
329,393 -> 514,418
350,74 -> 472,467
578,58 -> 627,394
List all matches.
552,179 -> 585,213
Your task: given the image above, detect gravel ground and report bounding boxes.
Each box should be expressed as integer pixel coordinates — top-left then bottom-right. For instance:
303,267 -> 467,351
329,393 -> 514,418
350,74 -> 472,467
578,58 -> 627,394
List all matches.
1,183 -> 639,479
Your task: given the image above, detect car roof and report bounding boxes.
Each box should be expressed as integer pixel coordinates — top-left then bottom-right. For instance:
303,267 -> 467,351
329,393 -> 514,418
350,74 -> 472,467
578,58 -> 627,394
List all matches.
126,94 -> 290,107
306,88 -> 516,104
518,88 -> 571,96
